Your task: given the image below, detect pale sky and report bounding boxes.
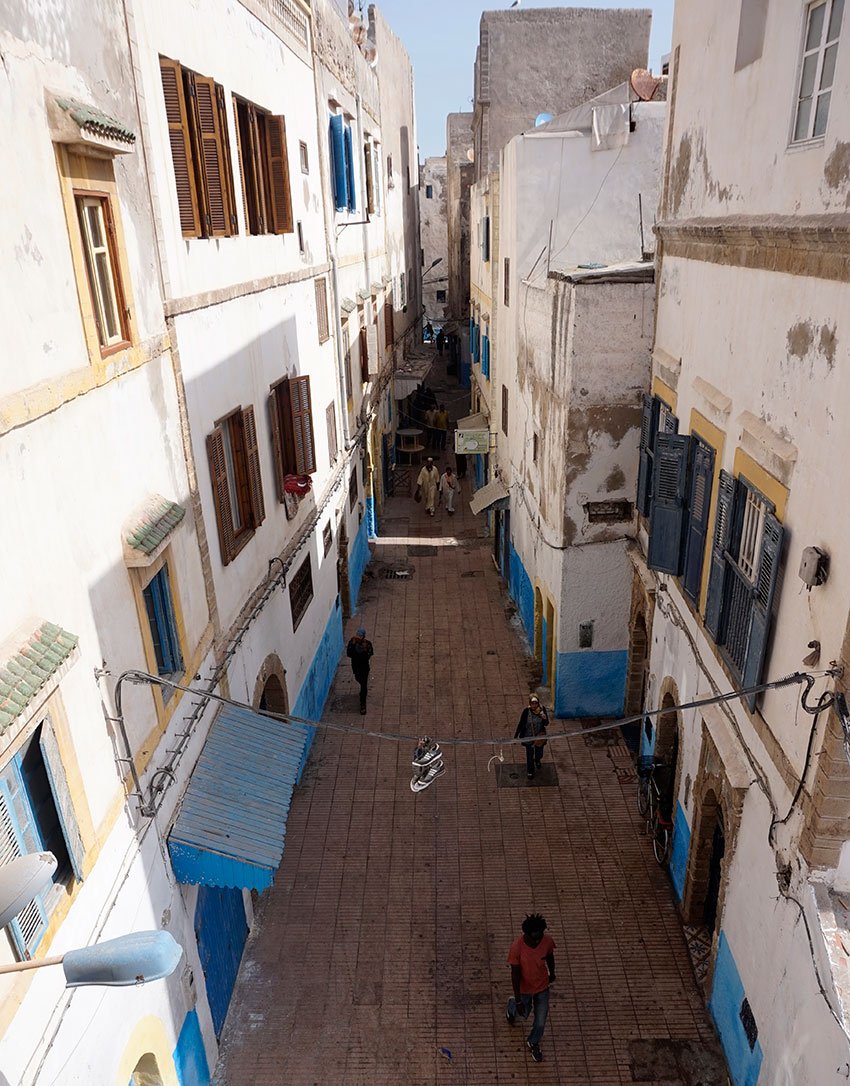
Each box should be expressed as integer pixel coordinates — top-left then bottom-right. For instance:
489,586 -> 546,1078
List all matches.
359,0 -> 675,159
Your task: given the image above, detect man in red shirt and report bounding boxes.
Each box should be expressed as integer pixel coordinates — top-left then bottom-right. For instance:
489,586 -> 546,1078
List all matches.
505,913 -> 556,1063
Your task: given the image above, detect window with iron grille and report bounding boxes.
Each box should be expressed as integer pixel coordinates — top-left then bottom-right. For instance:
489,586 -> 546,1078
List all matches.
792,0 -> 843,142
349,467 -> 359,511
288,555 -> 313,630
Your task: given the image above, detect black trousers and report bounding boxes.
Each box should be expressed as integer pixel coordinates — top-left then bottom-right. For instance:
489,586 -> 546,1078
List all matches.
353,666 -> 369,707
524,742 -> 544,776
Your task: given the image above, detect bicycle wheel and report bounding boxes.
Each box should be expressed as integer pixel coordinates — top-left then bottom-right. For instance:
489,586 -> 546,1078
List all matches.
637,776 -> 650,816
653,818 -> 671,865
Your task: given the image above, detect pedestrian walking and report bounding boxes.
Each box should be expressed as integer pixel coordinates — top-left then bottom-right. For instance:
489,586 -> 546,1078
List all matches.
424,405 -> 437,449
438,465 -> 457,514
505,913 -> 556,1063
434,404 -> 449,450
436,328 -> 444,355
425,321 -> 434,342
416,457 -> 440,516
514,694 -> 549,780
346,628 -> 374,714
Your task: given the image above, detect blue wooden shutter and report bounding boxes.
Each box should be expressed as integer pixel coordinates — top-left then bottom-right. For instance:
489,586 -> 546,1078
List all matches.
39,720 -> 85,882
0,777 -> 49,958
682,440 -> 715,604
742,513 -> 784,711
159,565 -> 183,672
636,394 -> 658,516
329,115 -> 347,211
647,433 -> 690,574
344,125 -> 356,211
704,469 -> 736,640
483,335 -> 490,378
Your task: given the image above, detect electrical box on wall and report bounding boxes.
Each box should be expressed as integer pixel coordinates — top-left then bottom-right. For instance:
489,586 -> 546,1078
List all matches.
799,546 -> 829,589
579,621 -> 594,648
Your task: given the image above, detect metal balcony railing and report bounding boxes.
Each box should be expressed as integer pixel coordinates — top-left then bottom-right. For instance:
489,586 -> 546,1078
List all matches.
247,0 -> 309,47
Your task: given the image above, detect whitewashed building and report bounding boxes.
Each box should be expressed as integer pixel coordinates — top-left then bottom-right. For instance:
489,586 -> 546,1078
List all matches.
632,1 -> 850,1082
0,0 -> 419,1081
420,156 -> 449,328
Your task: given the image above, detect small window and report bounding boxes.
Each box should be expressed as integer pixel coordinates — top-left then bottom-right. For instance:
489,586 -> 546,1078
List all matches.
436,289 -> 447,302
315,277 -> 330,343
504,257 -> 510,306
299,140 -> 309,174
740,997 -> 759,1051
384,299 -> 394,347
233,95 -> 293,235
326,401 -> 338,463
349,468 -> 359,511
142,563 -> 183,676
207,407 -> 265,564
387,153 -> 394,188
323,522 -> 333,556
482,215 -> 490,262
75,194 -> 129,351
343,326 -> 353,400
426,184 -> 433,199
501,384 -> 509,435
297,220 -> 305,254
289,555 -> 313,630
792,0 -> 843,142
533,433 -> 539,462
585,500 -> 633,523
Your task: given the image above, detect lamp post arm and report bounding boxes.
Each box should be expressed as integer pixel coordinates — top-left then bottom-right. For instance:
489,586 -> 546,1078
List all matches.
0,953 -> 65,975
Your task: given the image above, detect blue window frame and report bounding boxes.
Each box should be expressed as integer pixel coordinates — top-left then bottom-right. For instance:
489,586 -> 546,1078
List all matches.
329,114 -> 349,212
143,564 -> 183,676
343,125 -> 356,211
482,334 -> 490,379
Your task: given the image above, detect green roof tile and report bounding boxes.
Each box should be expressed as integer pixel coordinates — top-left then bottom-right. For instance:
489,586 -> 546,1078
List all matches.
126,497 -> 186,556
0,621 -> 79,736
55,98 -> 136,145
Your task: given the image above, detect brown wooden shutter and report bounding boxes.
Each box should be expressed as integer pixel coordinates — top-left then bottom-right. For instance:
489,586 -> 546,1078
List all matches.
280,376 -> 315,475
384,300 -> 394,347
216,85 -> 238,234
241,406 -> 265,526
268,388 -> 287,502
191,74 -> 232,237
159,58 -> 201,237
232,96 -> 251,233
314,278 -> 329,343
266,116 -> 293,234
249,108 -> 268,232
359,326 -> 369,383
207,427 -> 235,563
364,141 -> 374,215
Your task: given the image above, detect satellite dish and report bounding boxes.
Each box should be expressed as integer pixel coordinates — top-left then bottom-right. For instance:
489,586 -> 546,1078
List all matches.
534,113 -> 554,127
630,68 -> 661,102
466,148 -> 474,162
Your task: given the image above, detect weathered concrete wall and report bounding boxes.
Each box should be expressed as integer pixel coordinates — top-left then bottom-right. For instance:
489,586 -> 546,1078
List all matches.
420,156 -> 448,323
446,112 -> 474,327
472,7 -> 652,182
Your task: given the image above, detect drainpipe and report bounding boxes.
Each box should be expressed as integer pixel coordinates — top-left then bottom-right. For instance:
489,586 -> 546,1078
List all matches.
329,253 -> 351,448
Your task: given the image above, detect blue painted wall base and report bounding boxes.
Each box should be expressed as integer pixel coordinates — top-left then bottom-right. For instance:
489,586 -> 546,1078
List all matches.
348,513 -> 371,613
554,650 -> 627,717
173,1009 -> 210,1086
709,932 -> 763,1086
669,802 -> 690,900
292,598 -> 343,776
509,543 -> 534,644
366,495 -> 377,540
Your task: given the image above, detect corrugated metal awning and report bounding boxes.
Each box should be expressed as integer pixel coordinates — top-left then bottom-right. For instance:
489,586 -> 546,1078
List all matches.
469,479 -> 510,516
168,704 -> 311,890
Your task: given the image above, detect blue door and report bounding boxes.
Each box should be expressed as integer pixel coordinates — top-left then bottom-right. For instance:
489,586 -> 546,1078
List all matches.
194,885 -> 248,1038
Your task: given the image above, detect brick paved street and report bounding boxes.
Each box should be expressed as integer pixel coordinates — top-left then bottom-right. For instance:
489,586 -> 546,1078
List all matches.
214,416 -> 724,1085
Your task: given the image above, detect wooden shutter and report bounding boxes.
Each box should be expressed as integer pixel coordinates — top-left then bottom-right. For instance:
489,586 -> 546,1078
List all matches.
266,115 -> 293,234
344,124 -> 356,211
232,96 -> 251,233
0,779 -> 49,959
315,278 -> 329,343
268,388 -> 288,502
191,75 -> 232,237
326,401 -> 338,463
242,406 -> 265,526
39,720 -> 85,882
372,143 -> 381,213
648,434 -> 691,574
367,322 -> 379,375
704,469 -> 736,640
159,58 -> 201,237
278,376 -> 316,474
216,86 -> 238,234
636,394 -> 658,516
682,440 -> 715,604
364,142 -> 374,214
207,427 -> 236,564
742,513 -> 784,711
329,115 -> 348,211
384,299 -> 394,346
359,326 -> 369,382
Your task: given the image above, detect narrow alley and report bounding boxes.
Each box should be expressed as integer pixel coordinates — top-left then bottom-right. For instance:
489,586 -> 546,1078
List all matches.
214,378 -> 724,1084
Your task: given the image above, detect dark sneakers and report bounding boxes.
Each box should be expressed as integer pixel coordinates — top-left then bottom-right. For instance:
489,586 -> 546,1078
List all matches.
527,1041 -> 543,1062
505,1007 -> 515,1026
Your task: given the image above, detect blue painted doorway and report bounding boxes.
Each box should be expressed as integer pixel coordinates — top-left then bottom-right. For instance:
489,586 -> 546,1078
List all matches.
194,885 -> 248,1038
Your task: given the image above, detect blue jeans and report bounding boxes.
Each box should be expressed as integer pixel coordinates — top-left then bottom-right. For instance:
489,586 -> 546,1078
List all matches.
507,986 -> 549,1045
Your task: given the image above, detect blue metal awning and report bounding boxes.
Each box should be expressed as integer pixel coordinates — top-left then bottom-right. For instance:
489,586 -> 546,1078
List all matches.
168,704 -> 311,891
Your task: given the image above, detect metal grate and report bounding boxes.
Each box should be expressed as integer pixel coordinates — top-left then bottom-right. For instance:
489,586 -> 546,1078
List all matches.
380,569 -> 412,580
408,545 -> 437,557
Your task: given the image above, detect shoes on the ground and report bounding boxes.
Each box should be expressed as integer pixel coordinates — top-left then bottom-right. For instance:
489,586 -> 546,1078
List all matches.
505,1007 -> 515,1026
527,1042 -> 542,1062
527,772 -> 535,780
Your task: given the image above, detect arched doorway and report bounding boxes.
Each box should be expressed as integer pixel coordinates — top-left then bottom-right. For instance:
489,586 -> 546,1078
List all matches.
131,1054 -> 163,1086
544,598 -> 555,690
684,788 -> 727,933
533,587 -> 543,662
259,673 -> 287,715
625,611 -> 649,716
654,691 -> 680,822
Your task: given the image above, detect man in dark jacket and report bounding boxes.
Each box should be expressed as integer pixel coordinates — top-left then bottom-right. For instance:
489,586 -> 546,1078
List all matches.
346,628 -> 373,715
514,694 -> 549,780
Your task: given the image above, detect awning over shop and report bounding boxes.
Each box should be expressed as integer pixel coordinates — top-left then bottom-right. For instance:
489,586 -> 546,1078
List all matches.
457,412 -> 488,430
469,479 -> 510,516
394,358 -> 432,400
168,704 -> 310,891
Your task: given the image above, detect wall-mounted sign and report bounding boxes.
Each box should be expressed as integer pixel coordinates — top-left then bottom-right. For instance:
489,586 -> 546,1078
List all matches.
455,429 -> 489,454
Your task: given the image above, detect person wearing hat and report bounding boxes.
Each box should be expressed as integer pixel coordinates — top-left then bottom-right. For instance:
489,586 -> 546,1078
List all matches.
416,457 -> 440,516
346,628 -> 374,714
514,694 -> 550,780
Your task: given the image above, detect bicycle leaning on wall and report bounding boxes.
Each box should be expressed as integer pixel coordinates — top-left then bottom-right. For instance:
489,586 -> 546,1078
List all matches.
636,756 -> 674,865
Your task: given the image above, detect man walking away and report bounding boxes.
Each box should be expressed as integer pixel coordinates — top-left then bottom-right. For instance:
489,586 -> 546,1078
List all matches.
346,628 -> 373,714
514,694 -> 550,780
416,457 -> 440,516
435,404 -> 449,450
424,404 -> 437,449
439,465 -> 457,514
436,328 -> 444,355
506,913 -> 556,1063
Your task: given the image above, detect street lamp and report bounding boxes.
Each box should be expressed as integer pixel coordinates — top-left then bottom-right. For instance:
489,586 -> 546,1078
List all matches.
422,257 -> 443,283
0,854 -> 182,987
